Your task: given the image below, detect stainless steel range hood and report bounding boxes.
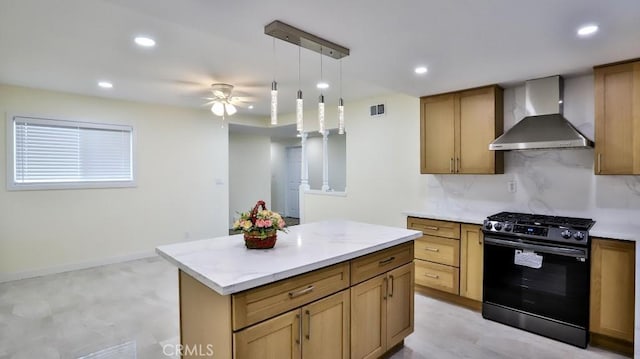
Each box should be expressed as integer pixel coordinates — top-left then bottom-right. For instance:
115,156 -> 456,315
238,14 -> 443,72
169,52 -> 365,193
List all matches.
489,76 -> 593,150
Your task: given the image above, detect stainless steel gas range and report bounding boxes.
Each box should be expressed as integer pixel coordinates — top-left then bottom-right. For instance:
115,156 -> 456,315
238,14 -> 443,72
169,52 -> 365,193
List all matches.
482,211 -> 595,348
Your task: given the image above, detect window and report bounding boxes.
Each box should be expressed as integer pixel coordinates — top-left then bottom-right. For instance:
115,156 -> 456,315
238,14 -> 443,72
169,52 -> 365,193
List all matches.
7,115 -> 135,190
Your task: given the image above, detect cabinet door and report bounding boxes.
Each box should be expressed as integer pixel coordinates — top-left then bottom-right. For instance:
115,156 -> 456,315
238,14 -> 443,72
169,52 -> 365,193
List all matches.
594,61 -> 640,174
302,290 -> 350,359
457,86 -> 503,174
351,274 -> 387,359
421,94 -> 456,174
459,224 -> 483,301
590,238 -> 636,342
234,309 -> 301,359
386,262 -> 414,349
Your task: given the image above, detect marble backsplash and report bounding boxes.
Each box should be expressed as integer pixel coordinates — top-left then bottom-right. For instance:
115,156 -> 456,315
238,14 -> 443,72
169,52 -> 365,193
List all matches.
416,75 -> 640,226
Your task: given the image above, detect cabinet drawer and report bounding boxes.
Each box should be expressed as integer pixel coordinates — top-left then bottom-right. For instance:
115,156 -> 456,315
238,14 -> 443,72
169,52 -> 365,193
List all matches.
415,235 -> 460,267
232,262 -> 350,330
351,242 -> 414,285
407,217 -> 460,239
414,260 -> 459,295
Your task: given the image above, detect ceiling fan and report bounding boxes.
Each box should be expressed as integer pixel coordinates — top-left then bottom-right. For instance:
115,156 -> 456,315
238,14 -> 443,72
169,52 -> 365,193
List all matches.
204,83 -> 252,117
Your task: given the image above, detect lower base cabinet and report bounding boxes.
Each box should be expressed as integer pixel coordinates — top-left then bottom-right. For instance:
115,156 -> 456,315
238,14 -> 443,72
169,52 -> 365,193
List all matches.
351,262 -> 414,359
234,290 -> 350,359
590,238 -> 636,343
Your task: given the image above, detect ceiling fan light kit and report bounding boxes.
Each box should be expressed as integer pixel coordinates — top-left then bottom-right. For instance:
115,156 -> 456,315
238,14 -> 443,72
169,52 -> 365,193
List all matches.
208,83 -> 239,119
264,20 -> 349,134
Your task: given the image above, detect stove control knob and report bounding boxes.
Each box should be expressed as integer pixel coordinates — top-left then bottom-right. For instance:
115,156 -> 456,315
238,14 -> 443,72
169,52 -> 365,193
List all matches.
494,222 -> 503,231
484,222 -> 493,230
504,223 -> 513,232
561,230 -> 572,239
574,232 -> 585,241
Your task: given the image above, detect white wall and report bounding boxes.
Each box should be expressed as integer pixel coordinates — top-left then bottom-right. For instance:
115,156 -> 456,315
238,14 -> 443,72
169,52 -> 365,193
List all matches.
0,84 -> 229,280
229,132 -> 271,225
304,75 -> 640,230
304,92 -> 422,225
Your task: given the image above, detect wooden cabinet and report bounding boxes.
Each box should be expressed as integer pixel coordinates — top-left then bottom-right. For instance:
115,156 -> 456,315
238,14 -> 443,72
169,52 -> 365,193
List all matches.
420,85 -> 503,174
408,218 -> 461,295
234,290 -> 350,359
351,262 -> 414,359
459,224 -> 483,301
590,238 -> 636,343
407,217 -> 483,310
594,60 -> 640,174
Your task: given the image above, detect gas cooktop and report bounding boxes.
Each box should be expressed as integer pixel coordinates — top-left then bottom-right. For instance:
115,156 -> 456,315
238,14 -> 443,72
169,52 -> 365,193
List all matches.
483,211 -> 595,246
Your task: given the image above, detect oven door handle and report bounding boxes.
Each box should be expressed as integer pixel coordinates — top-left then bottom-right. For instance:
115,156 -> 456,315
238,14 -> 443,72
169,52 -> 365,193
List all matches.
484,236 -> 588,259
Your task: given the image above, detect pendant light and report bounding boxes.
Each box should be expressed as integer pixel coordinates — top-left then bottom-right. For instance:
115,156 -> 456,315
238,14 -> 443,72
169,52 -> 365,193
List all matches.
296,46 -> 304,134
338,59 -> 345,135
271,38 -> 278,125
318,49 -> 325,134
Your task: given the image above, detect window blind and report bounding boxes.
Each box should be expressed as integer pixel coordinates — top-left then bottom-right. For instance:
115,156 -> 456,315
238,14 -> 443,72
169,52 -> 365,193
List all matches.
12,116 -> 133,186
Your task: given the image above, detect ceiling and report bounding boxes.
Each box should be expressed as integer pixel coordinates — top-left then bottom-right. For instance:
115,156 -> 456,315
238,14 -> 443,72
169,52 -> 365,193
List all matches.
1,0 -> 639,119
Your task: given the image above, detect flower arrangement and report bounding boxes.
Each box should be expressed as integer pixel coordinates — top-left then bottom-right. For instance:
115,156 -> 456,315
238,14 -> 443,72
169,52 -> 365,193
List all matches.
233,200 -> 286,249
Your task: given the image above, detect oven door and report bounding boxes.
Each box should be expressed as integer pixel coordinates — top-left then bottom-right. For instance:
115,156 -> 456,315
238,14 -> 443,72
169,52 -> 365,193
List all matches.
483,234 -> 590,328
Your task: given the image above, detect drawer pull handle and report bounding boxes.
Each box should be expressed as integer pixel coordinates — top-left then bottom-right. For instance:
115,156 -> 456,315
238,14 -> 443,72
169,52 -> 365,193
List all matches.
425,273 -> 439,279
425,247 -> 440,252
389,275 -> 394,297
424,226 -> 439,231
289,286 -> 314,298
378,256 -> 396,266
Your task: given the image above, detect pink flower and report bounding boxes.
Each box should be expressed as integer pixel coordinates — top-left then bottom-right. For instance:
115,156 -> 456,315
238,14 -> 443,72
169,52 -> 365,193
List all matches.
278,219 -> 286,228
264,219 -> 272,228
256,219 -> 266,228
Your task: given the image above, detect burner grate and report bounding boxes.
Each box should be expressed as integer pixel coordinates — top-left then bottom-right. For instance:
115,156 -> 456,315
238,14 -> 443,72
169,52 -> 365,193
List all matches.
486,211 -> 594,230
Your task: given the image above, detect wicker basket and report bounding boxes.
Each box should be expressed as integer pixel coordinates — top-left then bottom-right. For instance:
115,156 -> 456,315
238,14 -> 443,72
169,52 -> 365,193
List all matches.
243,200 -> 278,249
244,229 -> 277,249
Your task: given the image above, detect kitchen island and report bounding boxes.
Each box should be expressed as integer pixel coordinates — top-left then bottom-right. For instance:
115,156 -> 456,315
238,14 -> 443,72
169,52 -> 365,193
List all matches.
157,220 -> 422,359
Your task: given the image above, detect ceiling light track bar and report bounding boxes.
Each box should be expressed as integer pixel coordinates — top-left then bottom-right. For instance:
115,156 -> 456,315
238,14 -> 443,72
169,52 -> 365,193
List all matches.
264,20 -> 350,59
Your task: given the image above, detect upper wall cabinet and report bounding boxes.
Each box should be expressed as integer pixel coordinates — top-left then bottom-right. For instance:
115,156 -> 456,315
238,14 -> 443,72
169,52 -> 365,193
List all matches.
594,60 -> 640,175
420,85 -> 504,174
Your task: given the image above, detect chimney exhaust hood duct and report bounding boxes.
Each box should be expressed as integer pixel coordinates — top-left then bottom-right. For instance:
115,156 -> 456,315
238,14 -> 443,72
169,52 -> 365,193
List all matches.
489,76 -> 593,150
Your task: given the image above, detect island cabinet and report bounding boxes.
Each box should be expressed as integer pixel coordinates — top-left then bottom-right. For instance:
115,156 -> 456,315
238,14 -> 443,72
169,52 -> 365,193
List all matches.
594,59 -> 640,175
407,217 -> 483,310
420,85 -> 504,174
176,241 -> 415,359
351,262 -> 414,359
590,237 -> 636,354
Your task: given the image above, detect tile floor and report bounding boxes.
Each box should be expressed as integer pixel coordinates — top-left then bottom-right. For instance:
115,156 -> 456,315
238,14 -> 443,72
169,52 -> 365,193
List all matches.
0,257 -> 629,359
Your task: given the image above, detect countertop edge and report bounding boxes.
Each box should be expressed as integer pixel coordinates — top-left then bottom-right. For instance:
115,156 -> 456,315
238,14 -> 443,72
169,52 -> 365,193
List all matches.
403,210 -> 639,242
157,231 -> 422,296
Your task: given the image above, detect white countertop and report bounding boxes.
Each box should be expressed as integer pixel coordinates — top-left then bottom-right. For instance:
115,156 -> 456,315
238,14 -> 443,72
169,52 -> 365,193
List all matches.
156,220 -> 422,295
404,210 -> 639,242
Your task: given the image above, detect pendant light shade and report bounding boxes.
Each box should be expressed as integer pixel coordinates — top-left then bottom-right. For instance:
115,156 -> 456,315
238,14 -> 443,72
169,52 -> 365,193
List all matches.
338,98 -> 345,134
271,81 -> 278,125
318,94 -> 325,134
296,90 -> 304,133
226,103 -> 237,116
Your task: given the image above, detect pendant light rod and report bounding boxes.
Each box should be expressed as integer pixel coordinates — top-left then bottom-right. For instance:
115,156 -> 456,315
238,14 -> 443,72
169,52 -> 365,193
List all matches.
264,20 -> 350,59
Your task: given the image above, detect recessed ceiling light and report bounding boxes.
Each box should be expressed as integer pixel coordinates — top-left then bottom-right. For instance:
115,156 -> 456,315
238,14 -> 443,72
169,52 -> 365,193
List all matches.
577,24 -> 598,37
414,66 -> 428,74
98,81 -> 113,89
317,82 -> 329,89
248,105 -> 254,110
134,36 -> 156,47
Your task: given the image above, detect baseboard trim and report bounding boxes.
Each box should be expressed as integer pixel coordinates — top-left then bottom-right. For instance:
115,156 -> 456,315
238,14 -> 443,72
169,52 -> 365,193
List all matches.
590,332 -> 634,357
0,250 -> 157,283
415,284 -> 482,311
